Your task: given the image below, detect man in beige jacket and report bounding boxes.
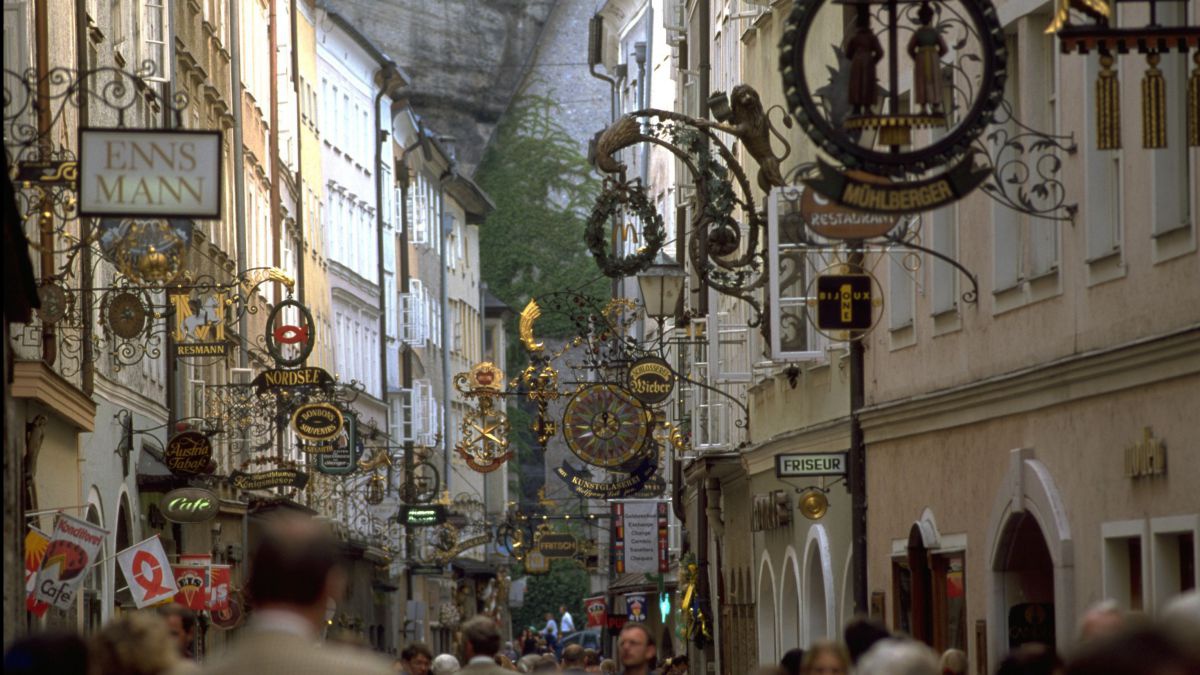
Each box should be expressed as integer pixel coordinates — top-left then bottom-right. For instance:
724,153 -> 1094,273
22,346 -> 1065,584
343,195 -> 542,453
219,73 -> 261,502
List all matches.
203,514 -> 392,675
458,615 -> 512,675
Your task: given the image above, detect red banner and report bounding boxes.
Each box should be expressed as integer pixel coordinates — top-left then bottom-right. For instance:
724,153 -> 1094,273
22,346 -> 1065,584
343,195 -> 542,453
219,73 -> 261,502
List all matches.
584,595 -> 607,629
208,565 -> 231,611
172,566 -> 207,611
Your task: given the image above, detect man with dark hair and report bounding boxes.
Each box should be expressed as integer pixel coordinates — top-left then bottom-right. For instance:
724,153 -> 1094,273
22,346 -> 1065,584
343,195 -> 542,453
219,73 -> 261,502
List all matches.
202,514 -> 391,675
843,616 -> 890,665
157,603 -> 197,659
618,623 -> 657,675
460,616 -> 509,675
402,643 -> 433,675
562,644 -> 588,673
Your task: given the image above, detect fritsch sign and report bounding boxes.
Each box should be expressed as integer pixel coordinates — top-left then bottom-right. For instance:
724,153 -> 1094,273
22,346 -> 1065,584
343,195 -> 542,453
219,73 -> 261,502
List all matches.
78,129 -> 222,218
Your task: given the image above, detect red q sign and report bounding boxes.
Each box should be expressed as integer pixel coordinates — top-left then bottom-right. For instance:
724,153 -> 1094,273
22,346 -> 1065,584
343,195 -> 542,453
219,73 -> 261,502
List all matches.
132,549 -> 172,599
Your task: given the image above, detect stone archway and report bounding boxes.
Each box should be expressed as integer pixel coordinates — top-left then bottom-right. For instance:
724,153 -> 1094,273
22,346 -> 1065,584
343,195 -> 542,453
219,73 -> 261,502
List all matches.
986,448 -> 1074,671
757,553 -> 778,664
780,548 -> 802,651
802,524 -> 835,644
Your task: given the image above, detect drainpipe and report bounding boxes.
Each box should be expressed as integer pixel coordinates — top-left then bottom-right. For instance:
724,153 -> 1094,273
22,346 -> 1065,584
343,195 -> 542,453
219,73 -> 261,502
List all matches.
74,0 -> 94,396
229,0 -> 249,466
34,0 -> 54,366
398,157 -> 414,593
269,0 -> 280,275
374,65 -> 402,413
290,0 -> 304,308
438,169 -> 453,493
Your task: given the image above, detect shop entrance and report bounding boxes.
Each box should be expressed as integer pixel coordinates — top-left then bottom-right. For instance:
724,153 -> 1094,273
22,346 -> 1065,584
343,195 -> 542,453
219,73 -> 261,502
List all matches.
994,513 -> 1055,650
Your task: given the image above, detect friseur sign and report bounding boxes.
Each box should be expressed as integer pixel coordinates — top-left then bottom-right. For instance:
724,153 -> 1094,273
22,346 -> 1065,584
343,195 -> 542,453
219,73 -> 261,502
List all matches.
775,452 -> 848,478
78,129 -> 222,218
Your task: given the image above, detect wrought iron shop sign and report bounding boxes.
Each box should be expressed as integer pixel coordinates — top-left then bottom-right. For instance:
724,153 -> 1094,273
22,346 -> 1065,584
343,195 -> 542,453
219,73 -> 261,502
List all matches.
291,403 -> 344,442
555,460 -> 658,499
230,469 -> 309,490
265,299 -> 316,367
627,357 -> 675,405
15,160 -> 78,186
251,367 -> 334,395
315,413 -> 360,475
799,182 -> 901,239
816,275 -> 873,331
159,487 -> 218,523
164,431 -> 213,476
169,290 -> 229,357
776,452 -> 848,478
537,533 -> 579,559
398,505 -> 447,527
78,129 -> 222,218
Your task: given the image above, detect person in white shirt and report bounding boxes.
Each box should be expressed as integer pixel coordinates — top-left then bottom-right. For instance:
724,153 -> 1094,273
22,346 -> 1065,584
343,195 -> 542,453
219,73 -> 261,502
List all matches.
559,605 -> 575,635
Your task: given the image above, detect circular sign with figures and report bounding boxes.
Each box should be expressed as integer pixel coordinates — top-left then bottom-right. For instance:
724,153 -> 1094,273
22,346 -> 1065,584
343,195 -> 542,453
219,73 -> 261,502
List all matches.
562,384 -> 653,469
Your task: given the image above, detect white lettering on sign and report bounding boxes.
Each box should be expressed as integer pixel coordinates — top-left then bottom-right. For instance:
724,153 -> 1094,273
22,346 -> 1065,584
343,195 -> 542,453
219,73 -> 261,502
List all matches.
79,130 -> 222,217
776,453 -> 848,478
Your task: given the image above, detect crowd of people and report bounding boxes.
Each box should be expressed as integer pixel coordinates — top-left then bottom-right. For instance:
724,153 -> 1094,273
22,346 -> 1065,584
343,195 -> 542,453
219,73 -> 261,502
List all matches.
6,512 -> 1198,675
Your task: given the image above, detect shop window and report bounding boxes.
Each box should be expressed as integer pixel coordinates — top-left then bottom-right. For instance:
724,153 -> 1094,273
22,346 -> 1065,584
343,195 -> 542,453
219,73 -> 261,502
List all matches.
1102,521 -> 1148,612
1150,516 -> 1199,611
893,526 -> 967,652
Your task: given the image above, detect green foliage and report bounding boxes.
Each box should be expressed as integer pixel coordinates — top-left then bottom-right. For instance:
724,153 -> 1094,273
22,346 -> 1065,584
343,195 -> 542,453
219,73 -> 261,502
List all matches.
475,92 -> 607,347
511,559 -> 590,638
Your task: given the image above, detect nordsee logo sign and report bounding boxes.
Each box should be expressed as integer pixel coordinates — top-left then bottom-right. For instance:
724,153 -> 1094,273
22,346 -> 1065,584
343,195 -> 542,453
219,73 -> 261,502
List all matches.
775,452 -> 848,478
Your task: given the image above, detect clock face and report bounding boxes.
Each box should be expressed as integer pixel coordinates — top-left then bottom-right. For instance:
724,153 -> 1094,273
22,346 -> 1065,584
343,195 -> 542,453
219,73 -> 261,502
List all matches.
562,384 -> 652,468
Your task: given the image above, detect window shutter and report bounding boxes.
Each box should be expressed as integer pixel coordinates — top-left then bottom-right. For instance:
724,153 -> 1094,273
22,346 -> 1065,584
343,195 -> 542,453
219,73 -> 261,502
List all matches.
767,188 -> 824,361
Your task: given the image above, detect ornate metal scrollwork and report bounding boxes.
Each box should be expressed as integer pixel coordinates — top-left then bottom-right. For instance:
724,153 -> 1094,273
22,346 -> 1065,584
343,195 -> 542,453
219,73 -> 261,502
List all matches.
977,98 -> 1079,221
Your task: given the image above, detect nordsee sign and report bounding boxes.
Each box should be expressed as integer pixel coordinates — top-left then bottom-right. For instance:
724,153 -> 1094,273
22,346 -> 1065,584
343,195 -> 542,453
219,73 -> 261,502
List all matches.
78,129 -> 222,218
776,452 -> 848,478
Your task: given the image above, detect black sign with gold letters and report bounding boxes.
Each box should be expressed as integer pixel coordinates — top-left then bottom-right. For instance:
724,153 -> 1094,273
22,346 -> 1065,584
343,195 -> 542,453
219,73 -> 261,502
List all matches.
816,275 -> 873,331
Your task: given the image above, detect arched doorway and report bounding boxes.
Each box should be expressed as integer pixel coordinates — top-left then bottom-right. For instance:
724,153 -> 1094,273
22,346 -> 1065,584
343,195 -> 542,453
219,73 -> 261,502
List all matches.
83,502 -> 105,633
906,523 -> 934,643
757,555 -> 778,664
780,552 -> 801,650
115,494 -> 134,609
805,541 -> 828,643
986,449 -> 1074,670
995,513 -> 1056,650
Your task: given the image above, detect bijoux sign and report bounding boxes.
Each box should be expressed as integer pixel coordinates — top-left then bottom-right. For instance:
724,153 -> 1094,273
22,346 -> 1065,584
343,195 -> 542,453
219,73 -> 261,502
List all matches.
160,487 -> 219,523
78,129 -> 222,218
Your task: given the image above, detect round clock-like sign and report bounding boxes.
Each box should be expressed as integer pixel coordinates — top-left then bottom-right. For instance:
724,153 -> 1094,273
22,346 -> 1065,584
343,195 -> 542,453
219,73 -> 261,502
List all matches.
562,384 -> 652,468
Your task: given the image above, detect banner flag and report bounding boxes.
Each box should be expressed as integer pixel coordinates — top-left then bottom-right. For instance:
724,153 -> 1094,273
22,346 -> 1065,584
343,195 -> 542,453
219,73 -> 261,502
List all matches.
33,514 -> 109,610
116,535 -> 178,608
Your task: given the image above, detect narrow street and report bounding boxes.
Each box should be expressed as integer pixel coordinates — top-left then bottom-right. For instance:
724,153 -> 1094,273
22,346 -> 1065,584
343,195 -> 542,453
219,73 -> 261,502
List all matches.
3,1 -> 1198,675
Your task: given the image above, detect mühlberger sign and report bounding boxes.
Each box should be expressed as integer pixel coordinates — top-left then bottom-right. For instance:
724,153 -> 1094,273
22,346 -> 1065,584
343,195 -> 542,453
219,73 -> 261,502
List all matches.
78,129 -> 222,218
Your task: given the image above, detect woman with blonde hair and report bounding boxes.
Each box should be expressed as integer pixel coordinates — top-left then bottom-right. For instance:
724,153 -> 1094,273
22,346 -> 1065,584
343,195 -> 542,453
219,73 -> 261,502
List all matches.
800,640 -> 852,675
91,611 -> 198,675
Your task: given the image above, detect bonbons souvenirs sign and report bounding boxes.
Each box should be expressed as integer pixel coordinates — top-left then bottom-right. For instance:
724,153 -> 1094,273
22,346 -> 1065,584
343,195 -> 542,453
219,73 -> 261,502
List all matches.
33,514 -> 109,610
291,402 -> 344,442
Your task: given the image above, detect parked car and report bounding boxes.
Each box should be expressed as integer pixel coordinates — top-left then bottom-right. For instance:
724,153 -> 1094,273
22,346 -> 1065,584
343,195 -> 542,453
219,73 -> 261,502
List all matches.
559,627 -> 602,653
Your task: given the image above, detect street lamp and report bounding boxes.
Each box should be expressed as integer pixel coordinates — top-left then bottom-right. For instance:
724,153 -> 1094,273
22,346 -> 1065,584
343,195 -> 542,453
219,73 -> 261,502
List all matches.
636,258 -> 687,322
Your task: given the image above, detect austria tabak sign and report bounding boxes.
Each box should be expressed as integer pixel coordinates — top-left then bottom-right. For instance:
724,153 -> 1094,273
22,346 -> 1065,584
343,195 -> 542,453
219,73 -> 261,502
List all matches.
164,431 -> 213,476
78,129 -> 222,218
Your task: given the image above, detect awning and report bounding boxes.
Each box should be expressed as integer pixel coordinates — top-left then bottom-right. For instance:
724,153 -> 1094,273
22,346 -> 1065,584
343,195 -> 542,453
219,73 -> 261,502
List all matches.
447,556 -> 497,577
608,572 -> 676,594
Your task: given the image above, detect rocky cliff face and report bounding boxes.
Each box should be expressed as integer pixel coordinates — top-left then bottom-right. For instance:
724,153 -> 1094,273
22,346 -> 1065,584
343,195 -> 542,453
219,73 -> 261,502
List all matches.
324,0 -> 558,173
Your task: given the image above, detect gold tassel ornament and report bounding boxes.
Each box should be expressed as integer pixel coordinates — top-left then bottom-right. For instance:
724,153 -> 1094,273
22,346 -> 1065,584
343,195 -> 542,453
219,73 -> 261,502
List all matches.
1142,52 -> 1167,149
1188,51 -> 1199,147
1097,53 -> 1120,149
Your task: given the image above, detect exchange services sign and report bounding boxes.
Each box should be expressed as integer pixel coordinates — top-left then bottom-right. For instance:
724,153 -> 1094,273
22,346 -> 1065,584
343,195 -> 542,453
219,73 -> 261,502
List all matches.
79,129 -> 222,218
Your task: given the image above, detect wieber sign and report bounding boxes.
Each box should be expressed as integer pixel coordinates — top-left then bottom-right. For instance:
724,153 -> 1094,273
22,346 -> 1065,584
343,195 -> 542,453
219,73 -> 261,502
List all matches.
116,535 -> 178,608
33,514 -> 109,610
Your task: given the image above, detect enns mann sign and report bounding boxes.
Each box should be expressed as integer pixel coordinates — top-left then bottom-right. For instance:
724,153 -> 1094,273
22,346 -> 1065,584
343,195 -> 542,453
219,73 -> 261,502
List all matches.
79,129 -> 222,218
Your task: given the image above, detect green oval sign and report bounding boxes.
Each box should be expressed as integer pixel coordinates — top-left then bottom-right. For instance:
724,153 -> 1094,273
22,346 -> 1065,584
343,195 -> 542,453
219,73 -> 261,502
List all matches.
160,487 -> 218,523
291,402 -> 343,441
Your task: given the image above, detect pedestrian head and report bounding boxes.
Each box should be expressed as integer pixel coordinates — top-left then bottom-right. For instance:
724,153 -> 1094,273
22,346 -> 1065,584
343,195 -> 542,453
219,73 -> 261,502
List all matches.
584,648 -> 600,668
843,616 -> 890,665
939,648 -> 967,675
246,513 -> 345,630
618,623 -> 656,672
856,639 -> 938,675
563,644 -> 587,667
463,615 -> 503,658
406,642 -> 434,675
3,631 -> 89,675
518,654 -> 542,672
801,640 -> 851,675
781,648 -> 806,675
155,603 -> 196,658
1078,599 -> 1124,643
599,658 -> 618,674
1066,624 -> 1200,675
431,653 -> 460,675
996,643 -> 1062,675
90,611 -> 181,675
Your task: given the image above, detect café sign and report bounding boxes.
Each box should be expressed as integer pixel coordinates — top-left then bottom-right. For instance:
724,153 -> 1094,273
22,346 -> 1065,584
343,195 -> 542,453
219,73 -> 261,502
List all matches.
160,487 -> 218,523
79,129 -> 222,218
291,402 -> 343,442
776,452 -> 847,478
